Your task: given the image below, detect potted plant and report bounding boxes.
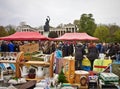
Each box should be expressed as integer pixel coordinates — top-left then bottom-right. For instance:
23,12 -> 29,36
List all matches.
58,67 -> 68,84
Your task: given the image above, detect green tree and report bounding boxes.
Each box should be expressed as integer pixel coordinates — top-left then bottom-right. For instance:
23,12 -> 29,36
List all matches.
0,26 -> 8,37
48,31 -> 58,38
108,24 -> 119,34
94,25 -> 109,42
73,20 -> 79,26
8,27 -> 16,35
114,29 -> 120,42
78,13 -> 96,35
107,24 -> 120,42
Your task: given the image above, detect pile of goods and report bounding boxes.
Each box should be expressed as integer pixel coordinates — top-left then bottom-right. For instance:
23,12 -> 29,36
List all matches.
99,72 -> 119,89
100,73 -> 119,84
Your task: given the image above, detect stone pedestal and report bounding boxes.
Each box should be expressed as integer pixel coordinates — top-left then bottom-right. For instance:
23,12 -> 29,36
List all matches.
43,32 -> 49,37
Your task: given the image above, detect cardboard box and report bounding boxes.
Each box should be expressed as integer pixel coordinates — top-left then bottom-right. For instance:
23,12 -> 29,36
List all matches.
19,43 -> 39,53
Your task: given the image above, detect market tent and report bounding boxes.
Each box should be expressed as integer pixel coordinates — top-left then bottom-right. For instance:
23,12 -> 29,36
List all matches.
54,32 -> 99,41
0,32 -> 49,40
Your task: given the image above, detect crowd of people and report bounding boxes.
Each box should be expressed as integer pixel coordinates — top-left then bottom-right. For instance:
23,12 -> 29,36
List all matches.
44,41 -> 120,72
0,41 -> 20,52
1,40 -> 120,72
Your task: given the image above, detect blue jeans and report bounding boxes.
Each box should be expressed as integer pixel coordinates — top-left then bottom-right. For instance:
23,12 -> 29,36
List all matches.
75,60 -> 82,70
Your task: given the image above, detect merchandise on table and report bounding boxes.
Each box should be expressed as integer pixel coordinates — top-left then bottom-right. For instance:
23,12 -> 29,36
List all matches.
82,56 -> 91,71
88,75 -> 98,83
63,56 -> 75,83
100,73 -> 119,84
74,70 -> 89,84
93,59 -> 112,73
88,75 -> 98,89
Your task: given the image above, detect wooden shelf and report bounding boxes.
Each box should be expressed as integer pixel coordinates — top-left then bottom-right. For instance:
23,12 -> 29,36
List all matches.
0,52 -> 54,78
0,60 -> 16,64
20,61 -> 50,66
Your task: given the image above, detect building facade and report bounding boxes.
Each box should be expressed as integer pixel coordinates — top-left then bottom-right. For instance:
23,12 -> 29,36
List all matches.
39,23 -> 78,37
16,22 -> 37,32
16,22 -> 78,37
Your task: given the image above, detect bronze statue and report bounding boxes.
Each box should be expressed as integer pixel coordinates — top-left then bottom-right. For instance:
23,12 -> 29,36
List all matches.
44,16 -> 50,32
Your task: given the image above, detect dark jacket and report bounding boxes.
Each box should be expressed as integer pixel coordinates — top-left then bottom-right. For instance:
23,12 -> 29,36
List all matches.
87,46 -> 99,61
1,41 -> 9,52
75,45 -> 85,60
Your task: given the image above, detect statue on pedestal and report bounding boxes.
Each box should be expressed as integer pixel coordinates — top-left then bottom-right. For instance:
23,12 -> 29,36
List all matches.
44,16 -> 50,32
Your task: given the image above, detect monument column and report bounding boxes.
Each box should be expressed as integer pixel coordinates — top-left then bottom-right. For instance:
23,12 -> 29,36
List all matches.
43,16 -> 50,37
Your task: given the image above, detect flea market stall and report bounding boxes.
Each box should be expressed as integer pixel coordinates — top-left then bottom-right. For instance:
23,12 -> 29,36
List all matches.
52,33 -> 120,89
0,32 -> 55,88
0,32 -> 49,41
0,32 -> 120,89
54,32 -> 99,41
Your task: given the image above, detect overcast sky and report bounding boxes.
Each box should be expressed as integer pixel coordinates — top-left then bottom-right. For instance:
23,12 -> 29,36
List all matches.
0,0 -> 120,27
